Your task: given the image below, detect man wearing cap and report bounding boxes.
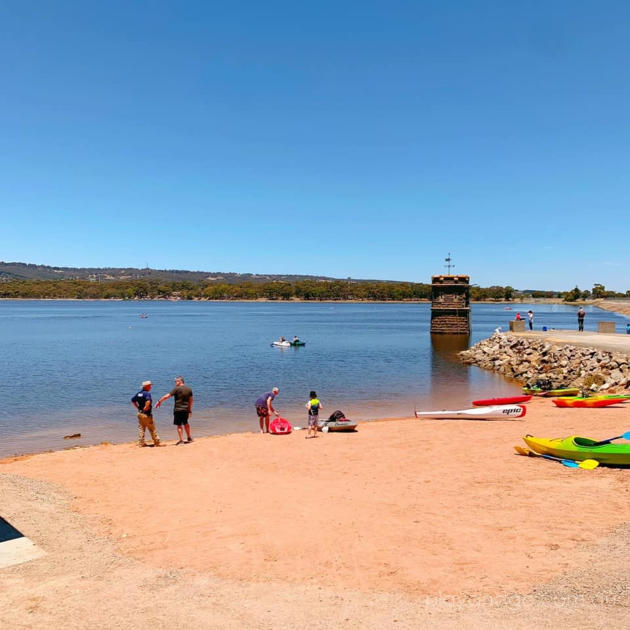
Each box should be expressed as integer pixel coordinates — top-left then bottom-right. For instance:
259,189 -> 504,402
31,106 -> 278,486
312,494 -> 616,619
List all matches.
131,381 -> 161,447
155,376 -> 194,445
255,387 -> 280,433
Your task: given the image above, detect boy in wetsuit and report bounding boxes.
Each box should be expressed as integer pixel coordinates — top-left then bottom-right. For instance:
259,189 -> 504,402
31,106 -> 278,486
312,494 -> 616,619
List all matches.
306,390 -> 323,439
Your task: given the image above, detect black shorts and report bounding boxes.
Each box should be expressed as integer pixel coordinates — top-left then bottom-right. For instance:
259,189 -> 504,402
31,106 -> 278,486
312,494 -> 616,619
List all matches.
173,410 -> 190,426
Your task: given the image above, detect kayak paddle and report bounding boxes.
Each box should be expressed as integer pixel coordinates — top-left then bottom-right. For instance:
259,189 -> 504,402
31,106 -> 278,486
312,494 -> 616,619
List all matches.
592,430 -> 630,446
514,446 -> 599,469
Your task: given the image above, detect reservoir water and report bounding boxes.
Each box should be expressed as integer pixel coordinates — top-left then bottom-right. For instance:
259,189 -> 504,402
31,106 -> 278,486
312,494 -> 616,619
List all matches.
1,300 -> 627,457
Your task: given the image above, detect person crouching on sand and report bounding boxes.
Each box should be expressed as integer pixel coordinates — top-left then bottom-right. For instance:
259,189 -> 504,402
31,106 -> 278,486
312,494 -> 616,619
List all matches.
306,390 -> 322,439
255,387 -> 279,433
155,376 -> 194,445
131,380 -> 161,447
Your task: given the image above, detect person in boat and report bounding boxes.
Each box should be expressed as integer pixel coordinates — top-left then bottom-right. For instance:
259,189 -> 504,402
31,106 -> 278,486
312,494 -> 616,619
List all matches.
305,390 -> 322,439
280,336 -> 286,342
255,387 -> 280,434
292,336 -> 300,344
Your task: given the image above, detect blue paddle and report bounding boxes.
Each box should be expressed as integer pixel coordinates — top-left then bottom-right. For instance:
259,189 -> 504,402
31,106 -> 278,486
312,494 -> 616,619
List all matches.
514,446 -> 598,469
592,430 -> 630,446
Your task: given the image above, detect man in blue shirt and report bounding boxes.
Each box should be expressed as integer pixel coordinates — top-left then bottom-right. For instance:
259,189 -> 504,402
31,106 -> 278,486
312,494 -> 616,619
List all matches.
131,380 -> 161,447
255,387 -> 280,433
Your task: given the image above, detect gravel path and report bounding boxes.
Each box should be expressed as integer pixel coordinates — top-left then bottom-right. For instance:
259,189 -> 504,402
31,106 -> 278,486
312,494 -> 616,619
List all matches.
2,470 -> 630,629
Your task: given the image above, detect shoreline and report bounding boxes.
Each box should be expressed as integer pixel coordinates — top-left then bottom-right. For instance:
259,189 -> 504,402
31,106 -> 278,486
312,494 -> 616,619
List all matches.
2,402 -> 630,628
0,296 -> 619,304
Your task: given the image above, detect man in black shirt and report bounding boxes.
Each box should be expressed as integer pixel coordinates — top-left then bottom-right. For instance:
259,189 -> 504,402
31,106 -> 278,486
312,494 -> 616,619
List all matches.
156,376 -> 194,445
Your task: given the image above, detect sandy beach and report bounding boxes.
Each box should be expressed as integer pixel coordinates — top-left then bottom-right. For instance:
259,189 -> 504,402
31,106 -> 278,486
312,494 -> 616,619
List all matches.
2,398 -> 630,628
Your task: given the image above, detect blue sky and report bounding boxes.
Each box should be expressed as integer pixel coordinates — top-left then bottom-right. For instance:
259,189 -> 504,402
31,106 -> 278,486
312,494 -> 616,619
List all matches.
1,1 -> 629,291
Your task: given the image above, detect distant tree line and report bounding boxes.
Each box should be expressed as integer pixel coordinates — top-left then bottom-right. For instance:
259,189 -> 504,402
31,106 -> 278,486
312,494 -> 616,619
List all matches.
563,283 -> 630,301
1,278 -> 628,301
0,279 -> 432,301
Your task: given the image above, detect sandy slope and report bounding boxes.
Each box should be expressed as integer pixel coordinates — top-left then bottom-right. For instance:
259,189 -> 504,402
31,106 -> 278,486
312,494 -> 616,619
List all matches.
2,398 -> 630,628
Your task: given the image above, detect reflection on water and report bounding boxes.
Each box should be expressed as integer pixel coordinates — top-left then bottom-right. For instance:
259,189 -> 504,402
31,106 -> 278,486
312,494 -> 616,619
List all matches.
430,333 -> 470,357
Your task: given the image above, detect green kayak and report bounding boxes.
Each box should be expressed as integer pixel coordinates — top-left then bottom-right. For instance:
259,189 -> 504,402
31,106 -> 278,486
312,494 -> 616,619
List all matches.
522,386 -> 581,397
524,435 -> 630,466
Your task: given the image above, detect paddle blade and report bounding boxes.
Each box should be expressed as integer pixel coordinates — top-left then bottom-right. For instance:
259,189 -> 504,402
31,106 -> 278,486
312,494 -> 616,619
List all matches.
514,445 -> 532,456
578,459 -> 600,470
560,459 -> 580,468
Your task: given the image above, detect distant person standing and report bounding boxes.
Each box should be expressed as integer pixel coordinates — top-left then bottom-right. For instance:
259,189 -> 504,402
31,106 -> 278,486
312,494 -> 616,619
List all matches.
131,380 -> 161,447
626,323 -> 630,335
527,310 -> 534,330
156,376 -> 194,445
305,390 -> 323,439
577,307 -> 586,332
255,387 -> 279,433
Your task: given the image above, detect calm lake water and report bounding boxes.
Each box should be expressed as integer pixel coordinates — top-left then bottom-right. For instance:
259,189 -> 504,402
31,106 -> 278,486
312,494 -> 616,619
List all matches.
1,300 -> 628,456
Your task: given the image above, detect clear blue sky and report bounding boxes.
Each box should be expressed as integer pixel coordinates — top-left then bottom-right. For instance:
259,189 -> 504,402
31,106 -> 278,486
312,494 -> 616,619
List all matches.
1,1 -> 629,291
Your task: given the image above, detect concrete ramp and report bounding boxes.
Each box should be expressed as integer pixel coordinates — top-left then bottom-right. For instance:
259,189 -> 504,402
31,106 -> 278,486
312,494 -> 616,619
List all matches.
0,516 -> 46,569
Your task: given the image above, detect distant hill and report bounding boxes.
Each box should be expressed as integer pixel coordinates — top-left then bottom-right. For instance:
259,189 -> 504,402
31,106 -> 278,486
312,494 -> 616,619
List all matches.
0,261 -> 390,285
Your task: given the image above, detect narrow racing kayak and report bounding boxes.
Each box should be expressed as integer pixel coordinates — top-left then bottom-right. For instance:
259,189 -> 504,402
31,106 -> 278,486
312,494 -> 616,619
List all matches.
522,386 -> 581,397
552,396 -> 628,408
472,395 -> 532,406
415,405 -> 526,420
523,435 -> 630,466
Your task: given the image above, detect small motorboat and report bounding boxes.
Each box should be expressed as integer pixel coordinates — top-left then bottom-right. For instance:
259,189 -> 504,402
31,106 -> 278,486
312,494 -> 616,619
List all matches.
472,395 -> 532,406
523,434 -> 630,466
271,340 -> 291,347
415,405 -> 526,420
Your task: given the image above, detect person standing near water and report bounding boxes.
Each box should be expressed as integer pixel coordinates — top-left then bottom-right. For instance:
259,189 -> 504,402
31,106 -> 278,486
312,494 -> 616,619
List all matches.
156,376 -> 194,445
255,387 -> 279,433
131,380 -> 161,447
305,390 -> 323,439
527,310 -> 534,330
577,307 -> 586,331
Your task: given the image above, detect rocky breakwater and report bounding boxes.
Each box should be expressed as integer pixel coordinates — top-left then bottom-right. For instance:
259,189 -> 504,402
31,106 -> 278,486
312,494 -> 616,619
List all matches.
459,333 -> 630,391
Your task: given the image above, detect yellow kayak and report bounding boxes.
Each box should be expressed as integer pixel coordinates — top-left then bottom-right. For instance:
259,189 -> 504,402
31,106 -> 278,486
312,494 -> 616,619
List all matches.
523,435 -> 630,466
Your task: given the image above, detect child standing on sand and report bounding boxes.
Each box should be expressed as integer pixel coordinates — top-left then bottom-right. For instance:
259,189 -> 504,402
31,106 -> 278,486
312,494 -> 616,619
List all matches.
306,391 -> 323,439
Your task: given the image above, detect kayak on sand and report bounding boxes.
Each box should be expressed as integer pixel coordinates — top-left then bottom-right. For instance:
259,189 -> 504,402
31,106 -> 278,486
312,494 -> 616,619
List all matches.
415,405 -> 526,420
269,417 -> 292,434
522,386 -> 581,397
523,434 -> 630,466
552,396 -> 628,408
472,395 -> 532,406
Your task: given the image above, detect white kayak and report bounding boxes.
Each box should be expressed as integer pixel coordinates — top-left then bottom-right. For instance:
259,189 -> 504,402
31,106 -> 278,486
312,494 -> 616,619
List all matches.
414,404 -> 526,420
271,341 -> 291,347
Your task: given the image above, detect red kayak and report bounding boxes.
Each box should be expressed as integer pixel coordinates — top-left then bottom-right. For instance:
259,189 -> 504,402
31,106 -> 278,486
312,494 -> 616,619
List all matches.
472,395 -> 532,407
269,417 -> 292,434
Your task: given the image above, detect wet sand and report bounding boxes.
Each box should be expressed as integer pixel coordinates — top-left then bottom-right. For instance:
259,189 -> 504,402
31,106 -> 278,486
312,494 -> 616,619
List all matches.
2,398 -> 630,628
